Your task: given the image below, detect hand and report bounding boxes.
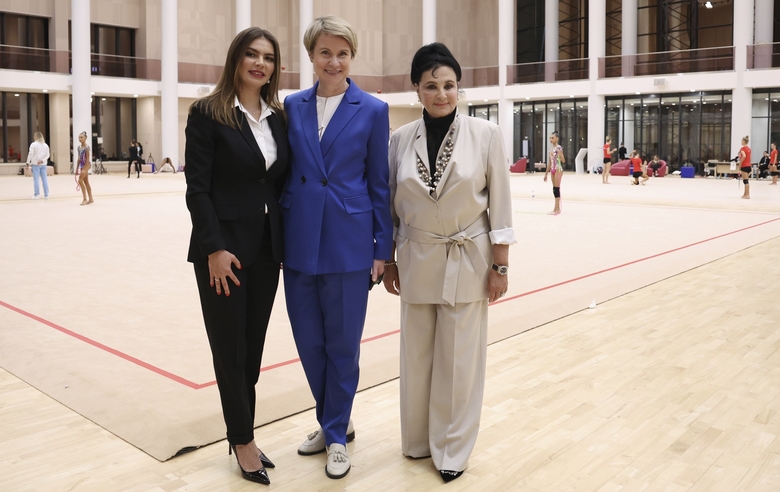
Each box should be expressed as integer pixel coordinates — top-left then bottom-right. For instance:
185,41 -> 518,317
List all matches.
383,263 -> 400,296
543,174 -> 548,182
371,259 -> 385,282
208,249 -> 242,296
487,270 -> 508,304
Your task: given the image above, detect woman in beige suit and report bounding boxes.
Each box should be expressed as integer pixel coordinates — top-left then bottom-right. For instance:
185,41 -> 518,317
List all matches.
383,43 -> 516,483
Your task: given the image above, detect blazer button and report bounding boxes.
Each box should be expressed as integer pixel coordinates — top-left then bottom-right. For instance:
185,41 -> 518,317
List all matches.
301,176 -> 306,183
259,178 -> 266,183
321,178 -> 328,186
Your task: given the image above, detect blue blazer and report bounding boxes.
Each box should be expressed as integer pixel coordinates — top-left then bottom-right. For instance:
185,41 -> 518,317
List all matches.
282,79 -> 393,275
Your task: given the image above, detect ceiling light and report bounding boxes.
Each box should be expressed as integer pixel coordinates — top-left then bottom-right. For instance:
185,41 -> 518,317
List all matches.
101,97 -> 106,101
133,94 -> 139,97
14,93 -> 19,96
483,99 -> 488,102
468,103 -> 473,106
42,89 -> 48,93
705,1 -> 713,8
90,92 -> 95,95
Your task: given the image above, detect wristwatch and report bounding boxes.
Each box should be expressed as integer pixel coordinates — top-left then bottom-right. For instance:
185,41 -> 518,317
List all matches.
492,263 -> 509,275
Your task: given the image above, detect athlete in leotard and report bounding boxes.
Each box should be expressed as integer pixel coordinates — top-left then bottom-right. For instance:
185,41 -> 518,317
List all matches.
77,131 -> 94,205
544,130 -> 566,215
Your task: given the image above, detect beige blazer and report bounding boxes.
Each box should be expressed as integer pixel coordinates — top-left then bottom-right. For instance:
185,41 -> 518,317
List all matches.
389,114 -> 516,305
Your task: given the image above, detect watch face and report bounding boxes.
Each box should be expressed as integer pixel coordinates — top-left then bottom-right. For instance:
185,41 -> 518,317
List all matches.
498,266 -> 508,275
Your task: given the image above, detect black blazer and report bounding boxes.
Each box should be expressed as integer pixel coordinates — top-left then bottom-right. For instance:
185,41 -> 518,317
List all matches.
185,103 -> 289,266
128,145 -> 139,162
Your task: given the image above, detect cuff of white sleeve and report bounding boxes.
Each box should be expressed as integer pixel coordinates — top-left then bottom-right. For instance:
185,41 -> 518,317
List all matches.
489,227 -> 517,245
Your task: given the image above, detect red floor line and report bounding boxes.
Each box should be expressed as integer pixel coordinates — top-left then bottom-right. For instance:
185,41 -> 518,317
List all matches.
2,216 -> 778,389
0,300 -> 205,390
490,216 -> 780,306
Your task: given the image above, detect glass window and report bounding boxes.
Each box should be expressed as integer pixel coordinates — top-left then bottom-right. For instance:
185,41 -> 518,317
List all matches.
752,93 -> 770,118
0,92 -> 49,163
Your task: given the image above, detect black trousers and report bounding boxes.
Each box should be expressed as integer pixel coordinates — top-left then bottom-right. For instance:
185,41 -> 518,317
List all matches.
193,218 -> 279,445
128,160 -> 140,176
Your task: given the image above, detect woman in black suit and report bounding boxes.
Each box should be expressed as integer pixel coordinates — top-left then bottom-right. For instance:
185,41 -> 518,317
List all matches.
184,27 -> 288,486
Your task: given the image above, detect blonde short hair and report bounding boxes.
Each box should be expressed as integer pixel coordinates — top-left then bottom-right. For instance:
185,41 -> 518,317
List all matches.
304,16 -> 358,58
34,132 -> 45,143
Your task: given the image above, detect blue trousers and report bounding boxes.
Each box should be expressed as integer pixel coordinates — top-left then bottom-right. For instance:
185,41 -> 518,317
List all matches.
32,165 -> 49,197
284,268 -> 369,446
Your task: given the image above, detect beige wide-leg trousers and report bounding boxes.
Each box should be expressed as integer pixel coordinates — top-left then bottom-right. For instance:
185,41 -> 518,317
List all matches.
399,299 -> 488,472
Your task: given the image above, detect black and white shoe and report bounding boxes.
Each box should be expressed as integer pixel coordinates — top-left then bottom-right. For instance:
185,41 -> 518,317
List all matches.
439,470 -> 463,483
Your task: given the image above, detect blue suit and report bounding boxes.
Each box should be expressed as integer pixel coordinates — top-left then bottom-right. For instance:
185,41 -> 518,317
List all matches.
282,79 -> 392,446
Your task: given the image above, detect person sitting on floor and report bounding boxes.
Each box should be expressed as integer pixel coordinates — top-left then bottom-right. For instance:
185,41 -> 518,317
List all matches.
155,156 -> 177,173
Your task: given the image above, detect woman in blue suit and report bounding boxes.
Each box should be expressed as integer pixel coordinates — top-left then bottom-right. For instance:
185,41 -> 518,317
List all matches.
281,15 -> 392,480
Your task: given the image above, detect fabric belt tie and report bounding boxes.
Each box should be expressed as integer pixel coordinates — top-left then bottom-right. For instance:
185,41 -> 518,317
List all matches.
398,213 -> 490,306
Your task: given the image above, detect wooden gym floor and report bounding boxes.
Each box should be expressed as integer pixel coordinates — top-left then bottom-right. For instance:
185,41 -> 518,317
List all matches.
1,171 -> 779,491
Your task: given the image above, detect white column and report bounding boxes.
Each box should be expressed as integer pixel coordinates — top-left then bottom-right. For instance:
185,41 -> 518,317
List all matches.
236,0 -> 251,34
622,0 -> 637,76
161,0 -> 179,166
49,93 -> 71,174
423,0 -> 436,45
731,0 -> 753,158
754,0 -> 774,69
587,0 -> 606,173
299,0 -> 314,89
498,0 -> 514,161
544,0 -> 558,82
71,0 -> 91,172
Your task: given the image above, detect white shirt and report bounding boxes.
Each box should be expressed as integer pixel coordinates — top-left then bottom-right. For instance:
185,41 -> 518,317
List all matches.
234,97 -> 277,169
27,141 -> 50,166
316,93 -> 346,140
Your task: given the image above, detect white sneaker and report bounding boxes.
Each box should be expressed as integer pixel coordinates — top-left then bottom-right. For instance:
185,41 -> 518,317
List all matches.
31,195 -> 39,200
44,195 -> 49,200
297,419 -> 355,456
325,443 -> 350,479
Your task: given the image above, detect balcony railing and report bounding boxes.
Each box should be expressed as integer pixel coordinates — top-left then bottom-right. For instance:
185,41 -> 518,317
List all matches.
506,58 -> 589,84
460,66 -> 499,87
600,46 -> 734,78
0,44 -> 70,73
747,43 -> 780,70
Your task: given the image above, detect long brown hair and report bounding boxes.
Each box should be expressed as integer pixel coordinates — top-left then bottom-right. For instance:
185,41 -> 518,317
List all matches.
191,27 -> 285,128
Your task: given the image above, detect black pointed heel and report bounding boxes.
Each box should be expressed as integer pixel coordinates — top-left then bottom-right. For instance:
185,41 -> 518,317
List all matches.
439,470 -> 463,483
259,451 -> 275,469
229,444 -> 270,485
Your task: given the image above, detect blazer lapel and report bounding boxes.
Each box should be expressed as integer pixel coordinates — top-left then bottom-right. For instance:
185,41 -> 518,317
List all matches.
237,110 -> 267,174
413,120 -> 429,170
266,112 -> 288,175
297,85 -> 327,174
319,80 -> 361,159
413,120 -> 438,200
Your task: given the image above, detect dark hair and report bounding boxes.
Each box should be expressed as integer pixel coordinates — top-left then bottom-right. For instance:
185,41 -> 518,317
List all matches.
192,27 -> 285,129
551,130 -> 559,137
410,42 -> 462,86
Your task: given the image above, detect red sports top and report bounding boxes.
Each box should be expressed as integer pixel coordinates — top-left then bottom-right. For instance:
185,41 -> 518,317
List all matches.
630,156 -> 642,172
603,143 -> 611,158
740,145 -> 751,167
771,148 -> 778,165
